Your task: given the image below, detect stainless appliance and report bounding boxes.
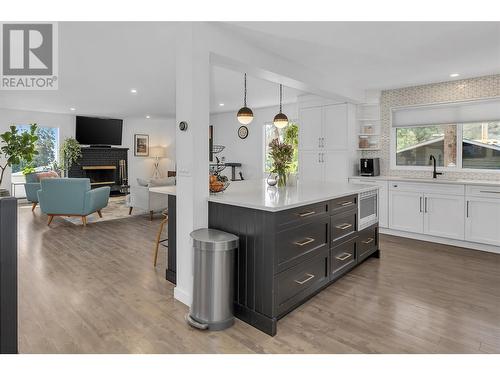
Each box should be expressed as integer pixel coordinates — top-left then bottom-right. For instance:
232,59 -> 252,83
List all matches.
359,189 -> 379,230
360,158 -> 380,176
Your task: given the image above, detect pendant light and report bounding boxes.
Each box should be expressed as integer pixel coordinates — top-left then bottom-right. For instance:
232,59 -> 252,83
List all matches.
237,73 -> 254,125
273,84 -> 288,128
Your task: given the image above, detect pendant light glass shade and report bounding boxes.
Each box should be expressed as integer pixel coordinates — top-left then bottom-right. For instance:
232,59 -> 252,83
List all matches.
273,84 -> 288,128
237,73 -> 253,125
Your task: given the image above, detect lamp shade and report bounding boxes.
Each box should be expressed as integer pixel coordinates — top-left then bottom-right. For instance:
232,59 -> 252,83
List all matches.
237,106 -> 254,125
150,146 -> 167,158
273,112 -> 289,128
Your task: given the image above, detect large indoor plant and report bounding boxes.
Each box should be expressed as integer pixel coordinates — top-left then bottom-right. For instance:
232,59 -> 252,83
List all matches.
268,138 -> 294,187
58,137 -> 82,177
0,124 -> 38,196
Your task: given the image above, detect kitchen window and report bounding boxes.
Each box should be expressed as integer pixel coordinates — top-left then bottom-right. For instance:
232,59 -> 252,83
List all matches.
264,122 -> 299,173
393,121 -> 500,171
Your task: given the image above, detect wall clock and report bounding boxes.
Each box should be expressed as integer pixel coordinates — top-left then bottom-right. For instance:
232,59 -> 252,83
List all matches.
238,126 -> 249,139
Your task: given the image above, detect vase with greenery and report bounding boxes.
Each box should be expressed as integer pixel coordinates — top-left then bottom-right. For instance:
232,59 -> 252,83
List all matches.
59,137 -> 82,177
0,124 -> 38,196
268,138 -> 294,188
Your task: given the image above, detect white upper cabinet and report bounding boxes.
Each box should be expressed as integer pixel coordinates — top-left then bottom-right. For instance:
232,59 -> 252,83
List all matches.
424,193 -> 465,240
323,151 -> 348,182
298,103 -> 348,151
298,107 -> 323,151
322,104 -> 348,150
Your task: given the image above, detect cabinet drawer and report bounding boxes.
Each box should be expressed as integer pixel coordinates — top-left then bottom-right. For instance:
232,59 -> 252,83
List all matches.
330,194 -> 357,213
331,210 -> 357,244
466,185 -> 500,198
277,218 -> 329,272
331,237 -> 357,278
357,225 -> 378,261
276,249 -> 329,316
277,201 -> 329,228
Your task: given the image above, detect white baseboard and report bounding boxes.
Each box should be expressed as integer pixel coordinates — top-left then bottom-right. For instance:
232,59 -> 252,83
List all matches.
379,227 -> 500,255
174,287 -> 192,307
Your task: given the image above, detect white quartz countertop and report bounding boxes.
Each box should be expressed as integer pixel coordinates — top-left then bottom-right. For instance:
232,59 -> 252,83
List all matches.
350,175 -> 500,187
207,179 -> 378,212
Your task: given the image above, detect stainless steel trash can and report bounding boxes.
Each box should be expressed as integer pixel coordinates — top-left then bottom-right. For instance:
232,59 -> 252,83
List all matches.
187,228 -> 239,331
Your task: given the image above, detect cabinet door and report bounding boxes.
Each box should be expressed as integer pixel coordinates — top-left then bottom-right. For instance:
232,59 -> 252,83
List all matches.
465,197 -> 500,246
389,191 -> 423,233
323,151 -> 348,182
376,181 -> 389,228
299,151 -> 324,182
299,107 -> 323,151
322,104 -> 348,150
423,193 -> 465,240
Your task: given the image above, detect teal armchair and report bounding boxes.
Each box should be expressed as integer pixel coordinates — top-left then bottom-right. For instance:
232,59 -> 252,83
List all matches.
24,173 -> 41,211
37,178 -> 110,226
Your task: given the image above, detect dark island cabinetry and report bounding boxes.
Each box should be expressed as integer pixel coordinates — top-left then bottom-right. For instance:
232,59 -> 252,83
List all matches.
208,193 -> 379,336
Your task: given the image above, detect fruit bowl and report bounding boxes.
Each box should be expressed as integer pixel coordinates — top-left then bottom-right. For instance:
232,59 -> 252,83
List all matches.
209,181 -> 230,194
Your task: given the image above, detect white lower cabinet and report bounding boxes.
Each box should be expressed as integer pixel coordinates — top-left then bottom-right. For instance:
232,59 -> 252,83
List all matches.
424,193 -> 465,240
299,151 -> 324,182
389,190 -> 423,233
389,184 -> 465,240
465,197 -> 500,246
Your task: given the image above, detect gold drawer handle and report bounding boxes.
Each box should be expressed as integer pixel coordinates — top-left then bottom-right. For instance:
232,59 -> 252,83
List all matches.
340,201 -> 354,207
294,273 -> 315,285
335,252 -> 352,261
362,238 -> 374,244
298,210 -> 316,217
293,237 -> 315,247
336,223 -> 352,230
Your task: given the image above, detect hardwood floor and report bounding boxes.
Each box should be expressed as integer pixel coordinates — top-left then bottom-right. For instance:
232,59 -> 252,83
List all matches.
18,204 -> 500,353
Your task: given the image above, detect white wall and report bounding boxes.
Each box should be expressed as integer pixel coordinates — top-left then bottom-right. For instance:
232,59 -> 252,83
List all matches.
0,107 -> 176,192
210,103 -> 298,180
122,117 -> 176,184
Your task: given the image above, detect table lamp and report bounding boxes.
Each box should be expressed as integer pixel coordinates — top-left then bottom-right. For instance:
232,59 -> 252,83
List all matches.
150,146 -> 167,179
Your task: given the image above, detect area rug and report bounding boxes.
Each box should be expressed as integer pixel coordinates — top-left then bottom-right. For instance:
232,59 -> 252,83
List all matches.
61,196 -> 149,225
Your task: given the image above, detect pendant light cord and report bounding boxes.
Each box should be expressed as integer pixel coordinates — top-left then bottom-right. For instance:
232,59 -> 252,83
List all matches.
279,84 -> 283,113
244,73 -> 247,107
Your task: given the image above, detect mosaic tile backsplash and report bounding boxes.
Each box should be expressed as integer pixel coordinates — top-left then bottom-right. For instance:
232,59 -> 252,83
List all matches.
361,74 -> 500,181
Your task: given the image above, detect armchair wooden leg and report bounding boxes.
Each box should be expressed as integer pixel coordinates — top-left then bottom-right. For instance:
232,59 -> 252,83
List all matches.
128,207 -> 133,215
31,202 -> 37,211
153,217 -> 168,267
150,210 -> 154,221
82,216 -> 87,226
97,210 -> 102,218
47,215 -> 54,226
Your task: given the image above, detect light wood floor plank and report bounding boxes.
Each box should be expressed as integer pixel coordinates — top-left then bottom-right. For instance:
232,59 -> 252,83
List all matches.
18,204 -> 500,353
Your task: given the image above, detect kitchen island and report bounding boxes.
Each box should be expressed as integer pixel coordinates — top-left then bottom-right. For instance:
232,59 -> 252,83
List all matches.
208,180 -> 380,336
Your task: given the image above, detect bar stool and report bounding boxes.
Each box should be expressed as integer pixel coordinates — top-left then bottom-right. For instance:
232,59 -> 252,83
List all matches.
153,210 -> 168,267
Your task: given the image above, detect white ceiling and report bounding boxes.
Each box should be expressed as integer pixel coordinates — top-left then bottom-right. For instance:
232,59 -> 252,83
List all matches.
0,21 -> 498,119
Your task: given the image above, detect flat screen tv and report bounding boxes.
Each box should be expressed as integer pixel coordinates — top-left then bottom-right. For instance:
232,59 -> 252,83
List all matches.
75,116 -> 123,146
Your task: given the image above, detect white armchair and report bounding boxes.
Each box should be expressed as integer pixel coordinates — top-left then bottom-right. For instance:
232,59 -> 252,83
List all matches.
127,185 -> 168,220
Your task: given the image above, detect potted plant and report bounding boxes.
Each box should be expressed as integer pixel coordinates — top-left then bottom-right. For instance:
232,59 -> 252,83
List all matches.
59,137 -> 82,177
0,124 -> 38,197
268,138 -> 294,188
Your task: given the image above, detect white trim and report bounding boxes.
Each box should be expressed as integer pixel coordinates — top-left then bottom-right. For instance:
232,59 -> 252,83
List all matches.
173,287 -> 191,307
380,227 -> 500,255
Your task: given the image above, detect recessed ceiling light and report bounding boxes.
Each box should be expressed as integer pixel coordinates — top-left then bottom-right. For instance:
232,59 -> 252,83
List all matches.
130,88 -> 137,94
450,73 -> 460,78
69,107 -> 76,111
146,115 -> 151,119
219,103 -> 225,107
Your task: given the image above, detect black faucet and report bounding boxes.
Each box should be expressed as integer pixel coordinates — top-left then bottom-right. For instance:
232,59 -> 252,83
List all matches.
429,155 -> 443,179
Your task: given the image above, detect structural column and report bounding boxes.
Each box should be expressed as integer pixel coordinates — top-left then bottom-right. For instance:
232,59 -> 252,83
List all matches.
174,23 -> 210,306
